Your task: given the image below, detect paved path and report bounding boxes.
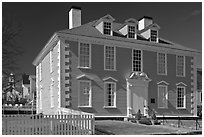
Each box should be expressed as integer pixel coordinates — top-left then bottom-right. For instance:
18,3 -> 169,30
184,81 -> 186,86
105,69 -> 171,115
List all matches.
95,120 -> 197,135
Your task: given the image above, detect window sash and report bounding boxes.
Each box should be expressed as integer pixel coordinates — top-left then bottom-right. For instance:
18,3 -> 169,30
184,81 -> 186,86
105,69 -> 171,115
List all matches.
150,30 -> 157,42
177,86 -> 185,108
132,49 -> 142,72
128,26 -> 135,38
79,81 -> 91,106
79,43 -> 91,68
105,82 -> 116,107
176,56 -> 185,77
105,46 -> 115,70
158,85 -> 168,108
157,53 -> 167,75
104,22 -> 111,35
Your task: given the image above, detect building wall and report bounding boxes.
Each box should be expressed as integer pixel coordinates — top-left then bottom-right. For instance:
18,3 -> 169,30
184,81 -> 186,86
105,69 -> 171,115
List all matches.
36,40 -> 60,115
58,37 -> 195,117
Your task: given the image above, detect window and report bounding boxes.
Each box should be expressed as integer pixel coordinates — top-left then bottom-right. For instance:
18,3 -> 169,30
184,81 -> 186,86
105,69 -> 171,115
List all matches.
104,82 -> 116,107
50,79 -> 54,108
158,85 -> 168,108
79,43 -> 91,68
103,22 -> 111,35
104,46 -> 116,70
176,55 -> 185,77
132,49 -> 142,72
128,26 -> 135,38
39,63 -> 42,81
50,50 -> 53,73
150,30 -> 157,42
39,85 -> 42,109
78,80 -> 92,107
177,86 -> 186,109
157,53 -> 167,75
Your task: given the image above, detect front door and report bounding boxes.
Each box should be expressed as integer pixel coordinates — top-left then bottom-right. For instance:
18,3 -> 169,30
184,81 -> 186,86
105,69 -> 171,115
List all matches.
131,86 -> 147,115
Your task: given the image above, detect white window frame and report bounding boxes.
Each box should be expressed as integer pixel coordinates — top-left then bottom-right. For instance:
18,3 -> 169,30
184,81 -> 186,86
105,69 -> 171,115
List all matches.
176,86 -> 186,109
157,52 -> 167,75
50,78 -> 54,108
104,82 -> 117,108
39,85 -> 42,109
78,42 -> 91,69
132,49 -> 143,72
39,63 -> 42,81
128,25 -> 136,39
157,85 -> 168,109
78,80 -> 92,107
104,45 -> 116,71
150,29 -> 158,42
103,21 -> 112,35
50,49 -> 53,73
176,55 -> 185,77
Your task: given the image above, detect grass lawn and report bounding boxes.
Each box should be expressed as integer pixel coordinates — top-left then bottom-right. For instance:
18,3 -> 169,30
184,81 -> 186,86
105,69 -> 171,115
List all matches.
95,120 -> 197,135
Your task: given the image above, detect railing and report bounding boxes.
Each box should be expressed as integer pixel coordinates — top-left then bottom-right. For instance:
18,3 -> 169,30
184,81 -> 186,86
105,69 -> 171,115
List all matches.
2,114 -> 95,135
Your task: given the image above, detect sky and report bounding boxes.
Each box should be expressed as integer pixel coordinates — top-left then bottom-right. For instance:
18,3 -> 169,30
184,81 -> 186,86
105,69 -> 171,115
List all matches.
2,2 -> 202,75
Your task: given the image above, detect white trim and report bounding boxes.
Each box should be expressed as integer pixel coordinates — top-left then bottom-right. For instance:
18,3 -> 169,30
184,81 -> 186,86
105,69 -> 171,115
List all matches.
157,85 -> 168,109
39,63 -> 42,81
50,78 -> 54,108
78,80 -> 92,107
76,74 -> 93,80
132,49 -> 143,72
176,86 -> 186,109
102,77 -> 118,82
104,45 -> 116,71
157,80 -> 169,85
104,81 -> 117,108
103,106 -> 117,108
78,42 -> 91,69
176,55 -> 186,77
49,49 -> 53,73
39,85 -> 42,110
176,82 -> 187,87
95,115 -> 127,118
57,40 -> 61,108
157,52 -> 167,75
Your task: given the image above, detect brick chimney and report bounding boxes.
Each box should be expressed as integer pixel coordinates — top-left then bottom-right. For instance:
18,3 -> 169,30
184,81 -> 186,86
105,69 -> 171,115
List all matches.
138,16 -> 153,30
69,6 -> 81,29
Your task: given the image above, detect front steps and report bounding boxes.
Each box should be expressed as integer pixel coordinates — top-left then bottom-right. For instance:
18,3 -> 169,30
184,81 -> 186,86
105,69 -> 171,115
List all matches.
129,115 -> 160,125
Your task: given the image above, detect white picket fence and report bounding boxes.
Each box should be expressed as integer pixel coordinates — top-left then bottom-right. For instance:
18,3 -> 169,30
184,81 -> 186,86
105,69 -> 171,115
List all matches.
2,114 -> 95,135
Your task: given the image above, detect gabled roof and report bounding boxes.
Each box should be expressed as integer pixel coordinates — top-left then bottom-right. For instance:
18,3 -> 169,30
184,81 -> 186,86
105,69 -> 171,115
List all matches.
138,23 -> 161,34
93,14 -> 115,27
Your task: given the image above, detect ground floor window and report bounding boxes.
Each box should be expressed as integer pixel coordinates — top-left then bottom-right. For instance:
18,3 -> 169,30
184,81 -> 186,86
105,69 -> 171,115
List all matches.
78,80 -> 92,107
104,82 -> 116,107
177,86 -> 186,109
158,85 -> 168,108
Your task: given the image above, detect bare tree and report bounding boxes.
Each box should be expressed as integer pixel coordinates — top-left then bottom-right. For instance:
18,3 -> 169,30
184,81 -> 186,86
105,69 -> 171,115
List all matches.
2,14 -> 24,87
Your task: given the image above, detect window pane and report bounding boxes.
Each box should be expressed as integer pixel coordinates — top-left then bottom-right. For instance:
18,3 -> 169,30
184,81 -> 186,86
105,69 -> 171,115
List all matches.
158,86 -> 168,108
79,43 -> 90,68
79,81 -> 91,106
133,50 -> 142,72
177,56 -> 185,76
177,87 -> 185,108
151,30 -> 157,42
128,26 -> 135,38
105,83 -> 116,106
158,53 -> 166,75
104,22 -> 111,35
105,46 -> 115,70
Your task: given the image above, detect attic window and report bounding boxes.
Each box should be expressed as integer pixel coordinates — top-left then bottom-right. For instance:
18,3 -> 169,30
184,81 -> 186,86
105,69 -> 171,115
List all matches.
150,30 -> 157,42
104,22 -> 111,35
128,26 -> 135,39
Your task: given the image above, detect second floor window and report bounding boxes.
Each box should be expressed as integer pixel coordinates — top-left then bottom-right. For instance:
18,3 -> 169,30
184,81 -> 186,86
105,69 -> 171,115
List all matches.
157,53 -> 167,75
132,49 -> 142,72
176,55 -> 185,77
104,46 -> 116,70
128,26 -> 135,38
39,63 -> 42,81
104,22 -> 111,35
79,43 -> 91,68
50,50 -> 53,73
150,30 -> 157,42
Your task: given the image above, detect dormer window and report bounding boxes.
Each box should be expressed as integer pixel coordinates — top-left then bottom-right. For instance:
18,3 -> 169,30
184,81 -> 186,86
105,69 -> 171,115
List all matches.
104,22 -> 111,35
128,26 -> 135,39
150,30 -> 158,42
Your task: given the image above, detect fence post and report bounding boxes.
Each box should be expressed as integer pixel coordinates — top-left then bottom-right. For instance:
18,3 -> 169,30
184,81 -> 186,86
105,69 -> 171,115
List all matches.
178,116 -> 180,128
195,119 -> 198,130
